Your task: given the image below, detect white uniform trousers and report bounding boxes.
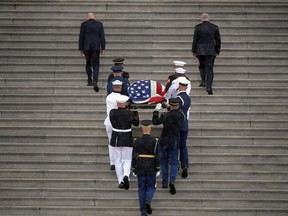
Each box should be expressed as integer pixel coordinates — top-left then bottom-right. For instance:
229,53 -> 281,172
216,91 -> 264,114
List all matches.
105,122 -> 114,166
110,146 -> 133,184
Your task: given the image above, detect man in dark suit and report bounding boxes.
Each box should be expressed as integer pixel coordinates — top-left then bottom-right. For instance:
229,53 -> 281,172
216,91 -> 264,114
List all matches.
192,13 -> 221,95
79,12 -> 106,92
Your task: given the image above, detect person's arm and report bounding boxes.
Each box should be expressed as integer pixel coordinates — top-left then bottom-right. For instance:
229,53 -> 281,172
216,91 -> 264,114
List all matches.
100,22 -> 106,54
79,23 -> 84,53
215,26 -> 221,55
191,26 -> 198,57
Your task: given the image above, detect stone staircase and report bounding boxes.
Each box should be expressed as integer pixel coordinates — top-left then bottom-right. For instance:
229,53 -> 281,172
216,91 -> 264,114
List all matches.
0,0 -> 288,215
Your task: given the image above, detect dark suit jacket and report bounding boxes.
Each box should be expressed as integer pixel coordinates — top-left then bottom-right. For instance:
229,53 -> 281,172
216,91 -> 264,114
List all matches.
78,19 -> 106,52
192,21 -> 221,56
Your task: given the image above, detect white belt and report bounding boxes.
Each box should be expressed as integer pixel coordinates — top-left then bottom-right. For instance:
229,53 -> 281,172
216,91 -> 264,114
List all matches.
112,128 -> 132,132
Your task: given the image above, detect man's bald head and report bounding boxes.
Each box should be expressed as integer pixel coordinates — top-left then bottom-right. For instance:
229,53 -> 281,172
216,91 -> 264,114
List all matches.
87,12 -> 95,20
200,13 -> 210,22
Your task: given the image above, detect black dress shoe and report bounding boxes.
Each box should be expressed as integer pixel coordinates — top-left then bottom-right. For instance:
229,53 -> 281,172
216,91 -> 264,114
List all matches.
169,183 -> 176,195
207,88 -> 213,95
118,182 -> 125,189
123,176 -> 129,190
199,82 -> 206,87
182,167 -> 188,178
145,202 -> 152,214
110,165 -> 115,171
93,83 -> 99,92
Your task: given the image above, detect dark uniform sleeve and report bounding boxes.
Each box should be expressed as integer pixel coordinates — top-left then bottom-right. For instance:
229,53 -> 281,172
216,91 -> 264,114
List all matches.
154,138 -> 161,171
191,25 -> 199,53
131,111 -> 139,127
132,138 -> 138,173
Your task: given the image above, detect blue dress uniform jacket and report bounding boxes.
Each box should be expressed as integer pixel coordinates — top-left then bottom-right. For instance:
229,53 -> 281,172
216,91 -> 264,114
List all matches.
109,108 -> 139,147
177,91 -> 191,131
192,21 -> 221,57
106,77 -> 130,96
152,109 -> 185,148
132,135 -> 161,175
79,19 -> 106,52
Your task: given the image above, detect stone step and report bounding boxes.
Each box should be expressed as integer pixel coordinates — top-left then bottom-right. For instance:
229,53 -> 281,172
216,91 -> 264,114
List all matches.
2,47 -> 288,57
0,196 -> 287,209
0,102 -> 287,112
1,169 -> 287,180
1,118 -> 288,128
0,206 -> 287,216
1,70 -> 288,80
2,17 -> 288,29
0,177 -> 286,190
2,110 -> 287,120
0,152 -> 287,163
1,1 -> 288,12
0,62 -> 287,73
1,78 -> 288,87
1,86 -> 288,96
0,134 -> 286,145
2,31 -> 288,42
0,159 -> 287,171
2,39 -> 288,50
0,142 -> 287,154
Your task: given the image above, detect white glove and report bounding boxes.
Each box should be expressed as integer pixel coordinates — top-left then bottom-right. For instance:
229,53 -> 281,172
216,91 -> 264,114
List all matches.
133,172 -> 137,177
154,103 -> 162,111
156,171 -> 161,177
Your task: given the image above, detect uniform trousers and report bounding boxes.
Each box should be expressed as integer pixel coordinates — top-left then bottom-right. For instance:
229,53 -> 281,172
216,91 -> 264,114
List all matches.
197,55 -> 215,89
160,139 -> 179,185
137,174 -> 156,213
105,122 -> 114,166
179,129 -> 189,168
110,146 -> 132,184
84,49 -> 100,84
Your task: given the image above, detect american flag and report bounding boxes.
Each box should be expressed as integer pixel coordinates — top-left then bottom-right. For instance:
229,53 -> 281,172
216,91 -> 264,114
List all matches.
128,80 -> 165,104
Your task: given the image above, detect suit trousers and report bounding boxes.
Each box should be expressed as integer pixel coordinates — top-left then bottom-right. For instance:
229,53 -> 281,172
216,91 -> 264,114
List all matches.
84,49 -> 100,84
137,174 -> 156,213
110,146 -> 132,184
197,55 -> 215,89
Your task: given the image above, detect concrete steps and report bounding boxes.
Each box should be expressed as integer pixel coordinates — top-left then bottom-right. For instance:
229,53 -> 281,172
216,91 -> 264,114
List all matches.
0,0 -> 287,215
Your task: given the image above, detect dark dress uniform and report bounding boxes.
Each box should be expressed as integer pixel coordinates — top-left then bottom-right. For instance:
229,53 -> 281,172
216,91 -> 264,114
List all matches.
79,18 -> 106,85
107,71 -> 130,83
177,91 -> 191,175
109,106 -> 139,188
192,20 -> 221,93
132,129 -> 160,215
107,77 -> 130,96
152,99 -> 185,194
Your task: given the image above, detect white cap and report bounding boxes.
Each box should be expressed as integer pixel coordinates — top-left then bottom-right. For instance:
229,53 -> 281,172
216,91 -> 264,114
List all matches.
173,61 -> 186,67
175,68 -> 186,74
116,95 -> 129,103
177,76 -> 190,86
112,80 -> 123,85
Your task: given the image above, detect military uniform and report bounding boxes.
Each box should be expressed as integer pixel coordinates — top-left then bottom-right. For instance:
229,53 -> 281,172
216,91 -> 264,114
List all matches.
165,68 -> 191,100
152,98 -> 185,195
107,58 -> 130,83
109,96 -> 139,189
132,120 -> 160,215
177,77 -> 192,178
104,80 -> 124,170
106,65 -> 130,96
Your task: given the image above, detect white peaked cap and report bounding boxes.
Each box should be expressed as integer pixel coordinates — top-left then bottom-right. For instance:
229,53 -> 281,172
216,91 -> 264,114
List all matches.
175,68 -> 186,74
173,61 -> 186,67
177,76 -> 190,86
112,80 -> 123,85
116,95 -> 129,103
